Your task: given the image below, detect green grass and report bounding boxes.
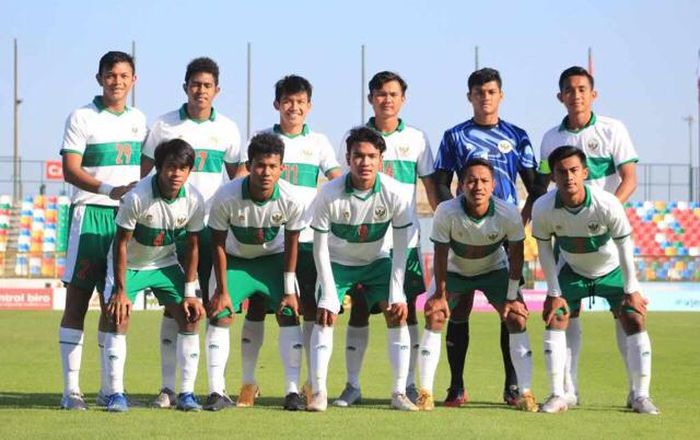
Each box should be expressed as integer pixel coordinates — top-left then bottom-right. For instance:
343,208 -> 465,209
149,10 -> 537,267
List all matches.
0,311 -> 697,439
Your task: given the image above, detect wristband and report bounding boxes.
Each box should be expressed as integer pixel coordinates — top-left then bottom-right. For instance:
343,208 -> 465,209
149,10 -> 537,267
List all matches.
506,279 -> 520,301
283,272 -> 297,295
98,182 -> 114,196
547,289 -> 562,298
184,281 -> 197,298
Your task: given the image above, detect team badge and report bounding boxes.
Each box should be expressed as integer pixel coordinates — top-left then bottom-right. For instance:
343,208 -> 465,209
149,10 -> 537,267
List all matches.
176,216 -> 187,226
398,145 -> 410,158
343,211 -> 351,220
588,222 -> 600,233
374,206 -> 387,219
302,148 -> 314,158
497,140 -> 513,154
587,138 -> 599,151
132,126 -> 138,134
146,214 -> 153,223
487,232 -> 498,241
271,212 -> 284,225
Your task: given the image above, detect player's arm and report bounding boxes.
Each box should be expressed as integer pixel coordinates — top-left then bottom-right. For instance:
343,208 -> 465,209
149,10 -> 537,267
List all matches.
325,168 -> 342,180
313,229 -> 338,326
420,174 -> 440,211
225,163 -> 248,179
140,155 -> 155,177
502,239 -> 528,320
107,226 -> 133,326
62,153 -> 136,199
434,169 -> 455,203
518,168 -> 547,225
181,231 -> 204,322
615,162 -> 637,204
207,228 -> 234,318
425,241 -> 450,323
278,229 -> 301,317
536,237 -> 568,326
387,224 -> 409,321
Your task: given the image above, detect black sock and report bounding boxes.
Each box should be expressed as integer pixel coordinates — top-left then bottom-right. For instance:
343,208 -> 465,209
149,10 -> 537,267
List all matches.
446,320 -> 469,389
500,321 -> 518,389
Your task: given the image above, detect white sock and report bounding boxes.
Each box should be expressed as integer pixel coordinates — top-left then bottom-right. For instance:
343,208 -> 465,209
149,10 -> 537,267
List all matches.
303,320 -> 314,384
59,327 -> 83,396
615,319 -> 634,393
240,319 -> 264,385
279,326 -> 303,394
407,324 -> 419,388
543,329 -> 566,397
97,330 -> 107,395
104,333 -> 127,395
310,324 -> 334,394
388,326 -> 411,395
160,316 -> 178,391
509,331 -> 533,393
206,324 -> 230,395
627,331 -> 652,399
564,317 -> 581,395
345,325 -> 369,389
177,332 -> 200,394
417,329 -> 441,394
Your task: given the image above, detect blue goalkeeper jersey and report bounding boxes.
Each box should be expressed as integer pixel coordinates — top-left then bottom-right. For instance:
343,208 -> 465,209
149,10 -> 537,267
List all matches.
434,118 -> 537,205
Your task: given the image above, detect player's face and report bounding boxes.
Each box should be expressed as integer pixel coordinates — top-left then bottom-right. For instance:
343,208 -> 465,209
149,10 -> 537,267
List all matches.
552,155 -> 589,198
248,153 -> 282,193
96,62 -> 136,106
467,81 -> 503,119
347,141 -> 382,183
184,72 -> 220,111
274,92 -> 311,128
368,80 -> 405,120
557,75 -> 597,114
462,165 -> 495,206
158,157 -> 192,197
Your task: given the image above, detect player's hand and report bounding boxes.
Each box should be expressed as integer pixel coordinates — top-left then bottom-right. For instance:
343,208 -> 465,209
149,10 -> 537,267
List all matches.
503,299 -> 529,321
107,291 -> 132,326
182,297 -> 205,323
543,296 -> 568,326
277,294 -> 300,318
622,292 -> 647,316
316,307 -> 337,327
387,302 -> 408,323
206,288 -> 233,319
424,296 -> 450,324
110,181 -> 137,200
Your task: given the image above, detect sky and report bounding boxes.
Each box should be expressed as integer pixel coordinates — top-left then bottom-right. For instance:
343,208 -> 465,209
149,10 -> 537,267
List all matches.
0,0 -> 699,198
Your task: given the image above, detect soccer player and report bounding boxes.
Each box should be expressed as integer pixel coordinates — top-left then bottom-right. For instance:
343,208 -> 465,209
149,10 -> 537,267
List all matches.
532,146 -> 657,415
334,71 -> 439,407
307,126 -> 415,412
139,57 -> 245,409
432,68 -> 541,406
102,139 -> 206,412
242,75 -> 341,407
417,158 -> 537,412
538,66 -> 639,407
58,51 -> 146,410
206,133 -> 308,411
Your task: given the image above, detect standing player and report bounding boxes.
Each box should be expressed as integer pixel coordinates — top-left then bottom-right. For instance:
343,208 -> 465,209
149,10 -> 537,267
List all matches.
334,71 -> 438,407
417,158 -> 537,412
242,75 -> 341,407
139,57 -> 245,409
433,68 -> 541,406
102,139 -> 206,412
307,127 -> 415,412
206,133 -> 308,411
58,51 -> 146,410
532,146 -> 657,415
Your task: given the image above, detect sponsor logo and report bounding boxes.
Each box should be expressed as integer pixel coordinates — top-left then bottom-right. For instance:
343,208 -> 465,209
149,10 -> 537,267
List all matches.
497,140 -> 513,154
420,349 -> 431,357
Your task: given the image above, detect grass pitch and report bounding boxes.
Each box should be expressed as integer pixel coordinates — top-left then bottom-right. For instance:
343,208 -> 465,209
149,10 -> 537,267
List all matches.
0,310 -> 697,439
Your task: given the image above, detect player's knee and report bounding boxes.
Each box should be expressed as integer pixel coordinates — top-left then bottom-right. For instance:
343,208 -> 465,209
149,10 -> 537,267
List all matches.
245,296 -> 267,321
163,309 -> 173,318
406,299 -> 418,325
349,301 -> 370,327
276,313 -> 298,327
210,316 -> 232,328
426,312 -> 446,331
547,310 -> 569,330
506,314 -> 527,332
620,311 -> 645,334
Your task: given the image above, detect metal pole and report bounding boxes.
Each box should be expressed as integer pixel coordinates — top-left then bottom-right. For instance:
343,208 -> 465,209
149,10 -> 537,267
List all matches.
131,40 -> 136,107
361,44 -> 366,124
684,115 -> 695,201
13,38 -> 22,202
474,46 -> 479,70
247,42 -> 251,141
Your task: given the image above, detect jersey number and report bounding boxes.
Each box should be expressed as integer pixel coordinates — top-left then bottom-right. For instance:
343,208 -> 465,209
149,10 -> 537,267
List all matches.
281,164 -> 298,185
382,162 -> 394,177
115,143 -> 132,165
153,231 -> 165,246
195,151 -> 208,172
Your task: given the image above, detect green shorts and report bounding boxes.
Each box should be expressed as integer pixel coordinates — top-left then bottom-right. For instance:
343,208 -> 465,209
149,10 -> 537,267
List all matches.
297,243 -> 317,302
319,258 -> 391,313
176,227 -> 212,301
103,264 -> 184,305
403,247 -> 426,299
445,268 -> 509,309
62,204 -> 117,293
558,264 -> 624,313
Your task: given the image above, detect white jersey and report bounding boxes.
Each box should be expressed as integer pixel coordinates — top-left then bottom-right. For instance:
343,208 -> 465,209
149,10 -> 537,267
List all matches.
311,172 -> 412,266
532,185 -> 632,278
539,113 -> 638,193
60,96 -> 147,207
207,177 -> 307,259
142,105 -> 243,212
431,196 -> 525,277
261,124 -> 340,243
115,175 -> 205,270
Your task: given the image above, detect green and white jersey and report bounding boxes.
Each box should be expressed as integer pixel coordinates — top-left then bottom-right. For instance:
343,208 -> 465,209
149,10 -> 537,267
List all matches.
531,185 -> 632,278
142,105 -> 243,212
431,196 -> 525,277
60,96 -> 147,207
115,175 -> 205,270
311,172 -> 412,266
207,176 -> 307,259
538,113 -> 638,193
262,124 -> 340,243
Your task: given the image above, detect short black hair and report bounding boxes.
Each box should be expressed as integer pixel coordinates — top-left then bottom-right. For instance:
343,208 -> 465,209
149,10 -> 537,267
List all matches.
345,126 -> 386,155
154,139 -> 195,171
275,75 -> 312,102
98,51 -> 135,76
185,57 -> 220,85
548,145 -> 588,172
468,68 -> 502,92
368,71 -> 407,95
460,157 -> 495,181
248,133 -> 285,163
558,66 -> 594,91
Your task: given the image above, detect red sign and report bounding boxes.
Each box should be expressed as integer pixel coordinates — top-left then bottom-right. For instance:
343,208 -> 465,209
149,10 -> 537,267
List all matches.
45,160 -> 63,180
0,288 -> 53,310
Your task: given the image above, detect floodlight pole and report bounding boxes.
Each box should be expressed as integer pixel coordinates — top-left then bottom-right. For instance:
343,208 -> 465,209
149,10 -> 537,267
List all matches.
131,40 -> 136,107
247,42 -> 252,141
13,38 -> 22,202
361,44 -> 366,124
475,46 -> 479,71
685,115 -> 696,201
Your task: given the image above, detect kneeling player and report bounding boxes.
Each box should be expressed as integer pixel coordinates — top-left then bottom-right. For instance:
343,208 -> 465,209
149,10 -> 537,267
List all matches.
533,146 -> 658,415
206,133 -> 307,411
102,139 -> 206,412
417,158 -> 537,411
308,126 -> 415,412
